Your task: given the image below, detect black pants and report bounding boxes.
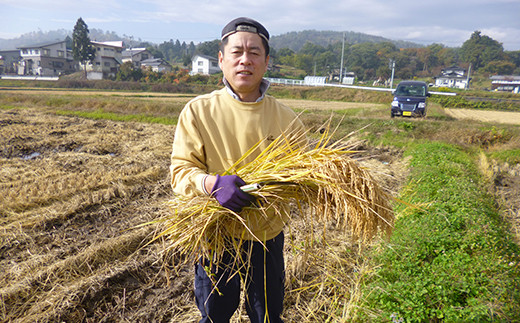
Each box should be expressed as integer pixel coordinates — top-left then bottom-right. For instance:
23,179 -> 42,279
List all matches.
194,232 -> 285,323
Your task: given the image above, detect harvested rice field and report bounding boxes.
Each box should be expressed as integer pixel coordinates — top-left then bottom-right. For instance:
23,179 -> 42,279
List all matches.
1,87 -> 519,322
0,103 -> 408,322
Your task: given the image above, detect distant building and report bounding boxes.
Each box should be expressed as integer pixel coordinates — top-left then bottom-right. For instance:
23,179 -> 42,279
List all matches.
342,72 -> 355,85
304,76 -> 327,86
191,54 -> 220,75
83,41 -> 123,79
490,75 -> 520,93
141,58 -> 172,73
0,50 -> 21,74
16,40 -> 75,76
122,48 -> 152,68
434,66 -> 469,89
329,70 -> 356,85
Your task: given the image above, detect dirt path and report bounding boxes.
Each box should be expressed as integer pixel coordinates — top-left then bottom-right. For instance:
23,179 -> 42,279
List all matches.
445,108 -> 520,125
0,87 -> 194,98
278,99 -> 385,111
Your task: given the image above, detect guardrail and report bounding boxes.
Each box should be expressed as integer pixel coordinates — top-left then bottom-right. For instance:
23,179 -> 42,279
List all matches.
0,75 -> 59,81
265,78 -> 305,86
267,77 -> 457,96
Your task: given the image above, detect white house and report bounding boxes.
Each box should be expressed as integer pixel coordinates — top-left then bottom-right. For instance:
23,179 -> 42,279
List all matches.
141,58 -> 172,73
434,66 -> 469,89
122,48 -> 152,68
84,41 -> 123,79
191,54 -> 220,75
16,40 -> 75,76
490,75 -> 520,93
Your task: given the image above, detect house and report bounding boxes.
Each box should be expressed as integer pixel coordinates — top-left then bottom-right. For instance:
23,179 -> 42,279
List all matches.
328,70 -> 355,85
490,75 -> 520,93
122,48 -> 152,68
191,54 -> 220,75
16,40 -> 75,76
0,50 -> 21,74
434,66 -> 470,89
84,41 -> 123,79
140,58 -> 172,73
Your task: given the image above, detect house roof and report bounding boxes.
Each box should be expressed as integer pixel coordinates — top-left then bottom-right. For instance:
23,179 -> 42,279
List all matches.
490,75 -> 520,81
437,72 -> 467,79
192,54 -> 218,62
101,57 -> 123,65
141,58 -> 171,67
17,40 -> 66,49
91,41 -> 123,48
0,49 -> 21,55
122,48 -> 148,58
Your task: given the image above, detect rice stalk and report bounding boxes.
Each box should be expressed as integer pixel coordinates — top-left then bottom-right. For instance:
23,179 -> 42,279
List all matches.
151,122 -> 394,269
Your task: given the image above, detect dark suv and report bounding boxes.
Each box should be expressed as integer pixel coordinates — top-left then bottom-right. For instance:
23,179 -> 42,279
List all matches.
390,81 -> 430,118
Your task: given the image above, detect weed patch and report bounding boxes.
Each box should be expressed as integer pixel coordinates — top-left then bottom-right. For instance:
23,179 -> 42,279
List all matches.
432,95 -> 520,112
55,109 -> 177,125
488,149 -> 520,164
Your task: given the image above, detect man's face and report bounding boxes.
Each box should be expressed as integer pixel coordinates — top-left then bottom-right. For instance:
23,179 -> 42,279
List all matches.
219,32 -> 269,102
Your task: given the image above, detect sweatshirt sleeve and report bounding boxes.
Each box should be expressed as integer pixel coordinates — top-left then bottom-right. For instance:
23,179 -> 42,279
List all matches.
170,103 -> 208,197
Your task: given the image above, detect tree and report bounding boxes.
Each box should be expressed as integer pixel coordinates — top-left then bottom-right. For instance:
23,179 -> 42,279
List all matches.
483,60 -> 516,75
197,39 -> 220,57
460,31 -> 504,70
72,18 -> 96,78
116,61 -> 143,81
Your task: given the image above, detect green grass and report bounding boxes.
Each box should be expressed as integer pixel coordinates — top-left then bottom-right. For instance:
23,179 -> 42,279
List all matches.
358,142 -> 520,322
54,109 -> 178,125
488,148 -> 520,164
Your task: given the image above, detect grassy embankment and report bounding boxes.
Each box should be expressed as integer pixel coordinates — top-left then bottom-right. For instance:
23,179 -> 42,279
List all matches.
358,141 -> 520,322
1,84 -> 519,321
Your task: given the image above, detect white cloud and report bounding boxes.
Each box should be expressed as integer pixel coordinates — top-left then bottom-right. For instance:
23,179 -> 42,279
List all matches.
1,0 -> 519,50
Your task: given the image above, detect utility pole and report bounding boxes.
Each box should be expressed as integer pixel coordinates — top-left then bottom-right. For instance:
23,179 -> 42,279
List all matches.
465,63 -> 472,90
339,32 -> 345,84
389,59 -> 395,89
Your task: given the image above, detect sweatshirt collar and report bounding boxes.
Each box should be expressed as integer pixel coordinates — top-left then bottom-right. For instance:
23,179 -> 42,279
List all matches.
223,77 -> 270,103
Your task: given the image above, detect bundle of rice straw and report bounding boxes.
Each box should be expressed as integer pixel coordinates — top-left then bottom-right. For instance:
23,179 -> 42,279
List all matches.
153,123 -> 394,266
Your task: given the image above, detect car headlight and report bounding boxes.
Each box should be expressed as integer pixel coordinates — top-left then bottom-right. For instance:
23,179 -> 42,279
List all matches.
418,102 -> 426,108
391,100 -> 399,107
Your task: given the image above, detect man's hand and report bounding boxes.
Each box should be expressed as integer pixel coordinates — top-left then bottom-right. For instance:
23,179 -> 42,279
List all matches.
210,175 -> 256,213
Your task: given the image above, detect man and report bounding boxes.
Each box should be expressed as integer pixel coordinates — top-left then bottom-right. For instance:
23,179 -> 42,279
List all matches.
170,17 -> 305,323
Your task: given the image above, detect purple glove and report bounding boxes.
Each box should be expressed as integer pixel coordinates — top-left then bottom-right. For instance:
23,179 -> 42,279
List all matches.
211,175 -> 256,213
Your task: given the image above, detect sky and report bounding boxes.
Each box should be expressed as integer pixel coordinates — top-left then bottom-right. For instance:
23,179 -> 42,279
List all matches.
1,0 -> 519,50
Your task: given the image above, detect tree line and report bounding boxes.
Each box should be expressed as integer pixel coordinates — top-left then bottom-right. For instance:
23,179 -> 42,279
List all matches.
265,31 -> 520,81
143,30 -> 520,82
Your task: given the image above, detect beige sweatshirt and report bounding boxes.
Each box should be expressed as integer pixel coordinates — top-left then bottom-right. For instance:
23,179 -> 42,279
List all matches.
170,87 -> 305,240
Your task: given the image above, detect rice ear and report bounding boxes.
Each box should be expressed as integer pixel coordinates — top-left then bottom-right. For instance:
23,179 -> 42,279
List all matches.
151,121 -> 394,267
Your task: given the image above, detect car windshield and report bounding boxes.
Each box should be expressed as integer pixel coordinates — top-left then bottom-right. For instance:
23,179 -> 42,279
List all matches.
395,84 -> 426,97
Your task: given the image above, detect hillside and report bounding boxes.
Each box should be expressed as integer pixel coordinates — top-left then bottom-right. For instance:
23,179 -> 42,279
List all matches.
0,28 -> 138,50
0,28 -> 422,51
270,30 -> 423,52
